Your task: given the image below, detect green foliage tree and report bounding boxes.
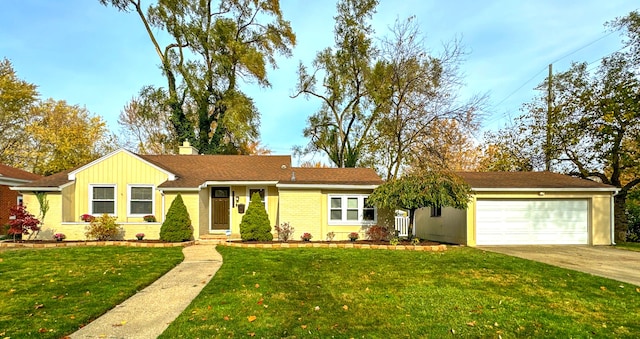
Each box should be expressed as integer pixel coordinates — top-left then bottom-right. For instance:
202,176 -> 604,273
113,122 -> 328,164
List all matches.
101,0 -> 296,155
293,0 -> 378,168
239,192 -> 273,241
480,11 -> 640,241
367,172 -> 471,237
85,214 -> 122,241
160,194 -> 193,242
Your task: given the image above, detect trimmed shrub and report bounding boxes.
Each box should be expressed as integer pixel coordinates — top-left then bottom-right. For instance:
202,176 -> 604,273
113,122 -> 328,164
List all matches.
240,192 -> 273,241
85,214 -> 122,240
160,194 -> 193,242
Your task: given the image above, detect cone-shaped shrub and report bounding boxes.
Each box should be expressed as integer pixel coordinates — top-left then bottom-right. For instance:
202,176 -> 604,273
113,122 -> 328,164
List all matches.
240,192 -> 273,241
160,194 -> 193,242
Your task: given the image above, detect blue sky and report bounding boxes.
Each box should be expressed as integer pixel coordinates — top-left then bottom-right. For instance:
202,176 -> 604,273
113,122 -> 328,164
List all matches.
1,1 -> 638,160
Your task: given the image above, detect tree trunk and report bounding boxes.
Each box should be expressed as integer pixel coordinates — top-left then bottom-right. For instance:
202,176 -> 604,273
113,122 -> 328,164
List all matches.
614,192 -> 628,242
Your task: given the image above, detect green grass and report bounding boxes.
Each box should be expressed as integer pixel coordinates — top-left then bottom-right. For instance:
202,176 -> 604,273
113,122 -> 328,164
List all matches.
0,246 -> 183,338
162,246 -> 640,338
615,242 -> 640,252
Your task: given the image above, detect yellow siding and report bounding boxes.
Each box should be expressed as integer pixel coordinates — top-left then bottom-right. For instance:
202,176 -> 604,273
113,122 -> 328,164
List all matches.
278,189 -> 385,241
415,206 -> 467,244
278,189 -> 323,239
61,184 -> 75,222
72,151 -> 169,223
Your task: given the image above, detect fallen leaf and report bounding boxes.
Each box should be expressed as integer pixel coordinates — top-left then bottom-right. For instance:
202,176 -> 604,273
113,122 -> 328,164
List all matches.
0,258 -> 3,262
248,332 -> 255,337
342,305 -> 349,310
34,304 -> 44,309
255,284 -> 260,288
207,305 -> 212,310
39,328 -> 48,333
600,286 -> 607,291
70,315 -> 76,319
257,298 -> 263,305
467,321 -> 476,327
223,316 -> 230,321
314,306 -> 320,311
247,315 -> 257,322
49,279 -> 55,283
451,329 -> 456,334
636,288 -> 640,293
301,325 -> 308,329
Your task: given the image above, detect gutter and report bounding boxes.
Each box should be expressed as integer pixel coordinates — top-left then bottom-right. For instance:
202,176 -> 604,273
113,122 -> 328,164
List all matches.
611,189 -> 620,246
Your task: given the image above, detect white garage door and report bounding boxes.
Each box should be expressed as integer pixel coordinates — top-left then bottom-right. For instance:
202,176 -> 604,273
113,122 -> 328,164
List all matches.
476,199 -> 589,245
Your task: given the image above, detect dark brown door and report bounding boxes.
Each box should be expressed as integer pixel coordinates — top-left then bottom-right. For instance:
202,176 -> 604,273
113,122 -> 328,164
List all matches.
211,188 -> 229,230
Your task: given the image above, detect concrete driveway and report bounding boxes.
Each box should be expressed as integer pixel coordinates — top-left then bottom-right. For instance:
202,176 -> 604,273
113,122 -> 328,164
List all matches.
479,245 -> 640,287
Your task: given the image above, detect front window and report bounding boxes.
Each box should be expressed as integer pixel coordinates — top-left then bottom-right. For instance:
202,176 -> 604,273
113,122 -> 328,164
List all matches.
91,185 -> 116,215
129,185 -> 154,216
328,195 -> 377,224
431,206 -> 442,217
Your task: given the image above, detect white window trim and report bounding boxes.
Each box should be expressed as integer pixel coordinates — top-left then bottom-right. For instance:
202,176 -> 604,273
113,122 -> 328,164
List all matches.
89,184 -> 117,216
328,194 -> 377,225
127,184 -> 155,217
246,187 -> 268,211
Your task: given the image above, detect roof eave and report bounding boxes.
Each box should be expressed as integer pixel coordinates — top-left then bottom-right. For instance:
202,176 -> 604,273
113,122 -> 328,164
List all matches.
471,187 -> 619,192
10,186 -> 62,192
276,183 -> 380,190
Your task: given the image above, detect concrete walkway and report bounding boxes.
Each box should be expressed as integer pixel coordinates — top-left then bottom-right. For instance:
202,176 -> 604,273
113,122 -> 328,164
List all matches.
71,244 -> 222,339
480,245 -> 640,287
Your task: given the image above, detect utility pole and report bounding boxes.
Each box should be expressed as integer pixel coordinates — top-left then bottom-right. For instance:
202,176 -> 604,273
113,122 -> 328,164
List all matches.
545,64 -> 552,171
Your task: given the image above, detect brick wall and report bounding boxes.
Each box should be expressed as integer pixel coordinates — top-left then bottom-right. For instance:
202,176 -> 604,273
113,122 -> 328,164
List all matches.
0,185 -> 20,234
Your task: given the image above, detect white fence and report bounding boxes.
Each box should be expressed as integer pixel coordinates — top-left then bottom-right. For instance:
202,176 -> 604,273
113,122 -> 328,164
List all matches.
394,216 -> 411,237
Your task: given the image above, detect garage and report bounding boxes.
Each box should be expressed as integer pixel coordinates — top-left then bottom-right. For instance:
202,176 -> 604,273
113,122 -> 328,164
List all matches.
475,199 -> 589,245
414,172 -> 618,247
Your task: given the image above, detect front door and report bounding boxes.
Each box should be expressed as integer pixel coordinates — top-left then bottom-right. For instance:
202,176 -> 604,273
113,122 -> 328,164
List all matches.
211,187 -> 230,230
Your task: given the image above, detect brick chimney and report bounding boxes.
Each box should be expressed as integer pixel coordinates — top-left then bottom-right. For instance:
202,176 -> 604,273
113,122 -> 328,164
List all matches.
178,141 -> 199,155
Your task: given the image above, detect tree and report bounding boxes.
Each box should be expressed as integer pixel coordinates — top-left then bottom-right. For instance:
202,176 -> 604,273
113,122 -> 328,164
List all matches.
160,194 -> 193,242
293,0 -> 378,167
406,118 -> 483,173
101,0 -> 296,154
7,204 -> 41,242
239,192 -> 273,241
367,172 -> 471,238
481,11 -> 640,241
118,86 -> 178,154
364,18 -> 484,179
23,99 -> 117,175
0,58 -> 38,166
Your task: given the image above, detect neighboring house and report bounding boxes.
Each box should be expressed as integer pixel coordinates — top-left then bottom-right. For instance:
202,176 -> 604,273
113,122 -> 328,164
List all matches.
0,164 -> 42,233
415,172 -> 619,246
12,142 -> 389,241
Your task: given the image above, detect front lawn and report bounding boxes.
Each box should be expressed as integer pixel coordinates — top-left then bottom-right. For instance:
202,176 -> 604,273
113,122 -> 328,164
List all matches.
0,246 -> 184,338
162,246 -> 640,338
616,242 -> 640,252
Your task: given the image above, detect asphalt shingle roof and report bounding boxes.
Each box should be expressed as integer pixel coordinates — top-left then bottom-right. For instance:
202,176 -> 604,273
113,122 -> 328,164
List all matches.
456,171 -> 616,190
0,163 -> 42,181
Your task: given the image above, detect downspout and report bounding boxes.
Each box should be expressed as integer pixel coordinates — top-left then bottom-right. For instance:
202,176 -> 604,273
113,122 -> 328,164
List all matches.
611,190 -> 619,246
161,191 -> 166,223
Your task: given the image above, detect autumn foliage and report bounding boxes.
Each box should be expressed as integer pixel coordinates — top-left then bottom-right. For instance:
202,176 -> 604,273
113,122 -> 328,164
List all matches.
7,205 -> 40,241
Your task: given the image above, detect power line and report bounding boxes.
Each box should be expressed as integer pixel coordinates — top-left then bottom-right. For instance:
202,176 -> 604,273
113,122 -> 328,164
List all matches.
489,29 -> 628,126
